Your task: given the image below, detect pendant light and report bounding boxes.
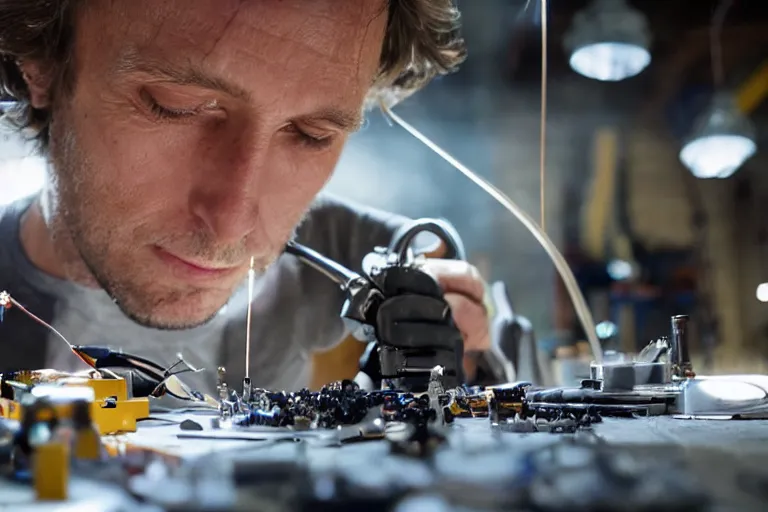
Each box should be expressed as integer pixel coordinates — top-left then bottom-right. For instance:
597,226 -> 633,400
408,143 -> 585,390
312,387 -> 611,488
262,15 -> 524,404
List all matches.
564,0 -> 652,82
679,93 -> 757,179
679,0 -> 757,179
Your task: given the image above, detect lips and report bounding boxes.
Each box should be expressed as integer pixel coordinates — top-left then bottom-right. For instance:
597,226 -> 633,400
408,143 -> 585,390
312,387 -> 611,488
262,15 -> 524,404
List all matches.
152,246 -> 241,282
170,254 -> 234,271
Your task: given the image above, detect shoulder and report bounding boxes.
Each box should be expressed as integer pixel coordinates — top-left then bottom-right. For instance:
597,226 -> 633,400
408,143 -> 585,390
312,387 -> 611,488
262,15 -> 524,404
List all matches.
299,193 -> 408,240
295,193 -> 410,271
0,195 -> 31,225
0,195 -> 34,263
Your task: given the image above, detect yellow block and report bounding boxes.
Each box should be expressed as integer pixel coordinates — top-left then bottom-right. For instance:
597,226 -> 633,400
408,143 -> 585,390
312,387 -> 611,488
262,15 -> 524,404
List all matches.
736,60 -> 768,115
582,128 -> 619,261
57,377 -> 150,434
60,376 -> 129,401
0,377 -> 150,435
0,397 -> 21,420
33,442 -> 69,501
74,427 -> 102,460
90,397 -> 150,434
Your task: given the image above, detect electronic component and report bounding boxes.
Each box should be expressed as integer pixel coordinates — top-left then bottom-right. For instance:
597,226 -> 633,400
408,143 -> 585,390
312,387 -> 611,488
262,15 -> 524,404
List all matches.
1,373 -> 150,435
33,442 -> 69,500
71,346 -> 217,406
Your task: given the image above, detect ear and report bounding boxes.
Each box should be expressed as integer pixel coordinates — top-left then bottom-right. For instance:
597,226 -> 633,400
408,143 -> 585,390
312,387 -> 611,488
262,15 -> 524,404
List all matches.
17,60 -> 54,109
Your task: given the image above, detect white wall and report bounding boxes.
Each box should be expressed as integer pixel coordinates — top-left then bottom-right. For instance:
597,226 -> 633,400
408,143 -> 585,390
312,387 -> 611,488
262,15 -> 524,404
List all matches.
0,127 -> 43,206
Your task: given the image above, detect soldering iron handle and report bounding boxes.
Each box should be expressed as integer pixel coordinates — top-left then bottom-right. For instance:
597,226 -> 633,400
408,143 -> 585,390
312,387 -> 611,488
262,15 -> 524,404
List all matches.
388,218 -> 467,264
284,241 -> 362,289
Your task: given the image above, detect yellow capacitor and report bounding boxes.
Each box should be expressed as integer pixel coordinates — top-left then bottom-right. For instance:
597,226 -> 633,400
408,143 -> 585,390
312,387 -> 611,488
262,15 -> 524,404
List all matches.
33,442 -> 69,501
73,400 -> 102,460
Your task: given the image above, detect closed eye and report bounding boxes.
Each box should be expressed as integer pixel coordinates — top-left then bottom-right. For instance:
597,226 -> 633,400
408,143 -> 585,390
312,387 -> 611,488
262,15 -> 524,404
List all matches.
140,90 -> 217,120
282,124 -> 336,150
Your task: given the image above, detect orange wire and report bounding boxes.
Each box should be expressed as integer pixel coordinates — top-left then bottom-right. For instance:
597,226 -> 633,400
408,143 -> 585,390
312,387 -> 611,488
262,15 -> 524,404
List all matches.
5,292 -> 95,370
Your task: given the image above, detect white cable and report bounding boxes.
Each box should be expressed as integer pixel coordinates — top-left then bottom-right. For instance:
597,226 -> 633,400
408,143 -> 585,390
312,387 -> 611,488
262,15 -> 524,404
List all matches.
245,256 -> 255,379
379,103 -> 603,363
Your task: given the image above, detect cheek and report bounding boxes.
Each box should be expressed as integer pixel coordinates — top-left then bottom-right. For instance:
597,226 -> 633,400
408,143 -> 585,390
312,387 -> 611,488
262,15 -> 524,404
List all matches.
69,108 -> 199,222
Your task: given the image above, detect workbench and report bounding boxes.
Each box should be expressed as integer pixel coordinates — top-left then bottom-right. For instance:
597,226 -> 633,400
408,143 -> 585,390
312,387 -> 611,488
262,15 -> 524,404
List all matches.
4,412 -> 767,511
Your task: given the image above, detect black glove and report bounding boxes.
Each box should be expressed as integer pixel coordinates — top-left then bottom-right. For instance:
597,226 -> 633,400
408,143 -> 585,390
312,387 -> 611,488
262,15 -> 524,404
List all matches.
358,264 -> 464,392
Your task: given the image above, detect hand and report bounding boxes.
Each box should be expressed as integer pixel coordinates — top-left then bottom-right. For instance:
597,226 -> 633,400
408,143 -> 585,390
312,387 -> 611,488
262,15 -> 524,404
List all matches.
417,259 -> 491,381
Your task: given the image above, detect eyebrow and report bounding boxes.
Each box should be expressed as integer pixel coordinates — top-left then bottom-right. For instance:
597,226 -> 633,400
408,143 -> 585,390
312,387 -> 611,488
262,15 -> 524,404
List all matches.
300,107 -> 364,133
111,49 -> 251,102
112,48 -> 364,133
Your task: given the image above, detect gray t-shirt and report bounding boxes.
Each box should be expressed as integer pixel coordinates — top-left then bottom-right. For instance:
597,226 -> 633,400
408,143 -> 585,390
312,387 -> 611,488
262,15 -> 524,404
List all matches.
0,194 -> 406,395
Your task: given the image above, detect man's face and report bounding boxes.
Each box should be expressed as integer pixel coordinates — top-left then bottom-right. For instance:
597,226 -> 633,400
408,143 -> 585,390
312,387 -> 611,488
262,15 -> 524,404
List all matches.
45,0 -> 388,328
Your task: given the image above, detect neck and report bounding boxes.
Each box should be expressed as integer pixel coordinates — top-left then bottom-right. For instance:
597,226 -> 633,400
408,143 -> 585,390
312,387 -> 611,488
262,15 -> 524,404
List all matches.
20,195 -> 69,280
20,192 -> 99,288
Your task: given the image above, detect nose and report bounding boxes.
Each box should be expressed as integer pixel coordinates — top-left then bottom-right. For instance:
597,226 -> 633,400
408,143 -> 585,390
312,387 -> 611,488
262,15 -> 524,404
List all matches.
189,128 -> 268,244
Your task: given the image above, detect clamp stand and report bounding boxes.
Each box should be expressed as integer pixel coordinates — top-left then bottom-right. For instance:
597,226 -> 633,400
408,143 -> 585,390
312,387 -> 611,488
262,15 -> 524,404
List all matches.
286,218 -> 467,392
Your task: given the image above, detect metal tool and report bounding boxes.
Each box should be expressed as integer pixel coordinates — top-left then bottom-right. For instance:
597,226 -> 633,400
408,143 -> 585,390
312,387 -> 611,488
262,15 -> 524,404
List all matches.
285,218 -> 468,391
70,346 -> 216,406
590,360 -> 672,392
483,281 -> 544,385
675,375 -> 768,419
284,241 -> 383,328
670,315 -> 695,378
669,318 -> 768,418
526,314 -> 690,417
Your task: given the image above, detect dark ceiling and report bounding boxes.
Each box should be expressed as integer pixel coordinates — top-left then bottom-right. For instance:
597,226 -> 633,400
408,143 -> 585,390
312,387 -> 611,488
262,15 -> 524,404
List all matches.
508,0 -> 768,82
481,0 -> 768,144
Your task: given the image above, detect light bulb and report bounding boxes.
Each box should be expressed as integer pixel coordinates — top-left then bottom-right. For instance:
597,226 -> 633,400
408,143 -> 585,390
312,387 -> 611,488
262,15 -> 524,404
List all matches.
607,259 -> 634,281
569,42 -> 651,82
756,283 -> 768,303
680,94 -> 758,179
680,134 -> 757,179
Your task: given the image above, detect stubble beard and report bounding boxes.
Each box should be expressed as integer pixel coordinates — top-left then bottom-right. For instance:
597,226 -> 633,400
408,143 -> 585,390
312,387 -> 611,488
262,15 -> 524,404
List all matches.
44,109 -> 277,330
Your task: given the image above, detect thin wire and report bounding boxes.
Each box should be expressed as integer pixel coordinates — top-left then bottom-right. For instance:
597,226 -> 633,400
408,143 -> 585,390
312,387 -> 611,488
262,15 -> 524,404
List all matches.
539,0 -> 548,232
379,104 -> 603,363
245,256 -> 256,379
101,368 -> 120,379
710,0 -> 734,87
3,292 -> 100,371
6,294 -> 73,348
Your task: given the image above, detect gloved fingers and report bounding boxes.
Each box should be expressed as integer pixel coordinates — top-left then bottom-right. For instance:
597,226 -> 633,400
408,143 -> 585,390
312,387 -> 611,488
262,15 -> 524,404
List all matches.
376,295 -> 450,326
379,322 -> 463,349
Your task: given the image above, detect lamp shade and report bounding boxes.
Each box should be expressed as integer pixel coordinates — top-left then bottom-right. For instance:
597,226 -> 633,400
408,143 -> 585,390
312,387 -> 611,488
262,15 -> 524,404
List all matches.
564,0 -> 652,82
679,94 -> 757,179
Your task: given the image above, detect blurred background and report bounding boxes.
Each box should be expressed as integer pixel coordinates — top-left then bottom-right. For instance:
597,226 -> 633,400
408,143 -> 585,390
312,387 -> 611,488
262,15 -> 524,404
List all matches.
2,0 -> 767,385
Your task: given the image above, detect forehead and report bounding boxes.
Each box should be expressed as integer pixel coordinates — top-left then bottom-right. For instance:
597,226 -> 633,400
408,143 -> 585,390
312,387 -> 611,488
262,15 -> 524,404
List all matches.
78,0 -> 388,103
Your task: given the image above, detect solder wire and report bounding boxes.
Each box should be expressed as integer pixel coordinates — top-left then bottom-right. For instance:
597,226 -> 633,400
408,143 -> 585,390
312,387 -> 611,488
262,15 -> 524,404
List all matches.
377,1 -> 602,362
245,256 -> 256,379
